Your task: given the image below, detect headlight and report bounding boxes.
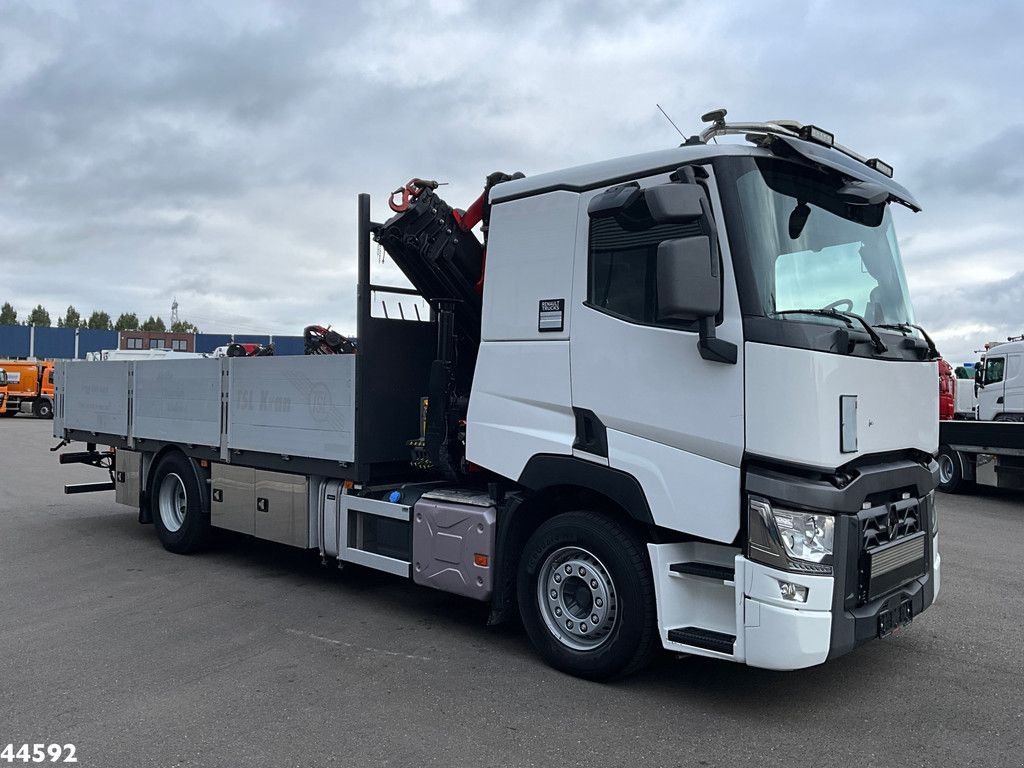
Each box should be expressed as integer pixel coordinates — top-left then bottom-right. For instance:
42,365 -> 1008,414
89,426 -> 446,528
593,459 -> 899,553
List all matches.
773,509 -> 834,564
747,497 -> 834,574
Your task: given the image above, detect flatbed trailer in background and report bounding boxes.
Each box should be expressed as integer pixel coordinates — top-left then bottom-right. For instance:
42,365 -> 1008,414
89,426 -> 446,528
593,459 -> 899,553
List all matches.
937,420 -> 1024,493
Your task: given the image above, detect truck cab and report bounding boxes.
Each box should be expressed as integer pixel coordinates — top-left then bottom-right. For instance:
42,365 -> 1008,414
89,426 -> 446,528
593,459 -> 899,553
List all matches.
0,368 -> 8,415
467,113 -> 940,671
975,337 -> 1024,422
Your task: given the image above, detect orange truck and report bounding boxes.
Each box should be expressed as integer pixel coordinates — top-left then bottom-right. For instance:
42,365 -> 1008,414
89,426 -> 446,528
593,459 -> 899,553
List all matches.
0,360 -> 55,418
0,367 -> 8,415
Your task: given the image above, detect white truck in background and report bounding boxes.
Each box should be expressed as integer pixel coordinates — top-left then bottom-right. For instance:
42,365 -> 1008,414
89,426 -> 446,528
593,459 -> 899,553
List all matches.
975,336 -> 1024,422
54,111 -> 942,679
938,336 -> 1024,493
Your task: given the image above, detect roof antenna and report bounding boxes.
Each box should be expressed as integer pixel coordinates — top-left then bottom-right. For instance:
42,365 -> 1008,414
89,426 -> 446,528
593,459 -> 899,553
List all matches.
656,103 -> 686,140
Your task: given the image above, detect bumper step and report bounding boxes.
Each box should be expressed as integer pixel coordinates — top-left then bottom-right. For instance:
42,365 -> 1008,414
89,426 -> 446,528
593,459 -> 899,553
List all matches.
669,562 -> 734,581
667,626 -> 736,654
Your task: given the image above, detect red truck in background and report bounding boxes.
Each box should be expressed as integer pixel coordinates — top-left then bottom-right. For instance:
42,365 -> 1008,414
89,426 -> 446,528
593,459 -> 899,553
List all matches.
938,358 -> 955,421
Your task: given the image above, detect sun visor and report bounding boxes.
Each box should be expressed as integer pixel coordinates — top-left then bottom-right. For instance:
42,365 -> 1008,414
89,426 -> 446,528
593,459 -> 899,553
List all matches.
775,136 -> 921,212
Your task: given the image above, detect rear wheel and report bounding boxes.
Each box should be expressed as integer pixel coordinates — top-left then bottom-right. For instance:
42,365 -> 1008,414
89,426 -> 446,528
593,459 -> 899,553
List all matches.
150,452 -> 210,553
937,446 -> 969,494
32,399 -> 53,419
517,511 -> 657,680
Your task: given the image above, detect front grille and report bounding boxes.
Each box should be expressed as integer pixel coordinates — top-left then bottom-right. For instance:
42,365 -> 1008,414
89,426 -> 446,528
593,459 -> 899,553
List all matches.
864,534 -> 927,600
862,499 -> 920,549
857,497 -> 928,604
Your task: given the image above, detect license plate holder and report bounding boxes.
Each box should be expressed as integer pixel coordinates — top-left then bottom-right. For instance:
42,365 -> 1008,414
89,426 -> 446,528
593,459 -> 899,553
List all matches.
878,598 -> 913,638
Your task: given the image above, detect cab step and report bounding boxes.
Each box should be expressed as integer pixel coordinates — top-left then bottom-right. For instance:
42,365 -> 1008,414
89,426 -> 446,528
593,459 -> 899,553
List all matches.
669,562 -> 734,581
667,626 -> 736,654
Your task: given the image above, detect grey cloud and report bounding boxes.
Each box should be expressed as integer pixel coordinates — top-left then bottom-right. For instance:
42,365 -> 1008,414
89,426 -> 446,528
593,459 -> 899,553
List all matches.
0,0 -> 1022,353
914,125 -> 1024,196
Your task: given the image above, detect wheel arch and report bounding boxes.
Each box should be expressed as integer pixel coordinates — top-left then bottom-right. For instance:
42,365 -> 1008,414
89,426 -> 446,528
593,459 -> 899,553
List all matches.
142,446 -> 210,523
488,455 -> 656,626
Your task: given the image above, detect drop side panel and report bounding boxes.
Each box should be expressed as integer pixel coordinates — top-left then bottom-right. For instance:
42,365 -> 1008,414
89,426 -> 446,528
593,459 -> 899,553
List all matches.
61,361 -> 131,437
132,359 -> 222,446
226,355 -> 355,463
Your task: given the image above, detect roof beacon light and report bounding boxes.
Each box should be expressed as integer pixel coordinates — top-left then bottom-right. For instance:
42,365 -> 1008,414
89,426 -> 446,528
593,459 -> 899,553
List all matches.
866,158 -> 894,178
799,124 -> 835,147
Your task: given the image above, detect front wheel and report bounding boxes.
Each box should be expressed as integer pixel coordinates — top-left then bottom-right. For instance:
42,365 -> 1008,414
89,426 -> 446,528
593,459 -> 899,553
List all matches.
517,511 -> 657,680
937,446 -> 970,494
33,399 -> 53,419
150,452 -> 211,553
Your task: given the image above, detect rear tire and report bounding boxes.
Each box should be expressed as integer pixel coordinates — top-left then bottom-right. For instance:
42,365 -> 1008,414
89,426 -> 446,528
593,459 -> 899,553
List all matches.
994,413 -> 1024,423
33,399 -> 53,419
150,452 -> 211,554
517,510 -> 657,681
937,446 -> 969,494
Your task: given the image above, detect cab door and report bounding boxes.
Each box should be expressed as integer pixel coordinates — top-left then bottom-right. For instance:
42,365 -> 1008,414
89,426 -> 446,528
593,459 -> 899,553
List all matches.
568,169 -> 744,543
1004,354 -> 1023,417
977,355 -> 1006,421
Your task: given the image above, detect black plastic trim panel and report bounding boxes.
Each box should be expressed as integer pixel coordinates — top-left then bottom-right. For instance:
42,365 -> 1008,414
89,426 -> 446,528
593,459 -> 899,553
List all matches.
667,627 -> 736,654
670,562 -> 735,580
743,317 -> 931,363
828,523 -> 935,659
572,408 -> 608,459
518,454 -> 654,525
745,457 -> 939,514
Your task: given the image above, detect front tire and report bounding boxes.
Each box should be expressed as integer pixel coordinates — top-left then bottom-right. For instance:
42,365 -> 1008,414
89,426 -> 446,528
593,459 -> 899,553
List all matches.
150,452 -> 211,554
33,399 -> 53,419
517,511 -> 657,681
937,446 -> 969,494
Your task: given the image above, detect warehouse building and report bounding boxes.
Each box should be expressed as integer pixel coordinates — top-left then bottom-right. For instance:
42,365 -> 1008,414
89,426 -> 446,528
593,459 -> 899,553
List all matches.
0,326 -> 306,359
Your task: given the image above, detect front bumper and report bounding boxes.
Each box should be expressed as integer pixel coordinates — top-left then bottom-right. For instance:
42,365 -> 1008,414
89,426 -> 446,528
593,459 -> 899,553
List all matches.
742,457 -> 940,670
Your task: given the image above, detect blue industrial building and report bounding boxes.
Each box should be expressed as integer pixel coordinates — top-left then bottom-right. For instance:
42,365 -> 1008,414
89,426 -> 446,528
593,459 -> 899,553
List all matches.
0,326 -> 306,359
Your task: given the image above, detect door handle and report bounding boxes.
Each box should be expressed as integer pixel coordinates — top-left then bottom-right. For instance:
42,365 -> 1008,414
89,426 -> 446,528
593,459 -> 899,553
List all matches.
257,497 -> 269,512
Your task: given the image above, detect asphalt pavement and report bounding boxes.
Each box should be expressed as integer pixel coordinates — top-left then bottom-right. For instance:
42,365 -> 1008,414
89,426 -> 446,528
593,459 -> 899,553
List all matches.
1,416 -> 1022,767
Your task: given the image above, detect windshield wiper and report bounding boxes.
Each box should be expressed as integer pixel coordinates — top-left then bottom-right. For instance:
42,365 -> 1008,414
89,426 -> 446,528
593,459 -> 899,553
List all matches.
774,308 -> 888,353
874,322 -> 940,359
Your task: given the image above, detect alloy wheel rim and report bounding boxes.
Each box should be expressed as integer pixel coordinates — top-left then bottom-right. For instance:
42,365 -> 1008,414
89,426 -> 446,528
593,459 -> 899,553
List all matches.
536,546 -> 618,651
158,473 -> 187,533
938,454 -> 954,485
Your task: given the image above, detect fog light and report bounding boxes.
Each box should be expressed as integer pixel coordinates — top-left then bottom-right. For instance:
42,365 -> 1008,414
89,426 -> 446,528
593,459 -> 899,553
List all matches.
778,580 -> 809,603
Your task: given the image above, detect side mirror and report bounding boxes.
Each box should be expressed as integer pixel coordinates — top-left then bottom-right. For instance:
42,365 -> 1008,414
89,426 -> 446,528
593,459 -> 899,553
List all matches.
644,183 -> 705,224
656,236 -> 720,322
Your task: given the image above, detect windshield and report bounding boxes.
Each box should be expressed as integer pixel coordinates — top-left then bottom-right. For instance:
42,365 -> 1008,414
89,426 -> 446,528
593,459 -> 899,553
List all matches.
720,157 -> 915,327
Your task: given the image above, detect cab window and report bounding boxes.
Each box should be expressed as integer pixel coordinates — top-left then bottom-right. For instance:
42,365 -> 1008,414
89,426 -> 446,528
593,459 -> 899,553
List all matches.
587,215 -> 702,325
984,357 -> 1005,385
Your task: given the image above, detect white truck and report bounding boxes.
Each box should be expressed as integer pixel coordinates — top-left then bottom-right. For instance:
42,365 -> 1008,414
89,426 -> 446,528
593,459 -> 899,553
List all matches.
937,336 -> 1024,493
54,111 -> 942,679
975,336 -> 1024,422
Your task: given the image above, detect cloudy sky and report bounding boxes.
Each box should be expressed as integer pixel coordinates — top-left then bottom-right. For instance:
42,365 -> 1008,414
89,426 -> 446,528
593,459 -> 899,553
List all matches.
1,0 -> 1021,362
